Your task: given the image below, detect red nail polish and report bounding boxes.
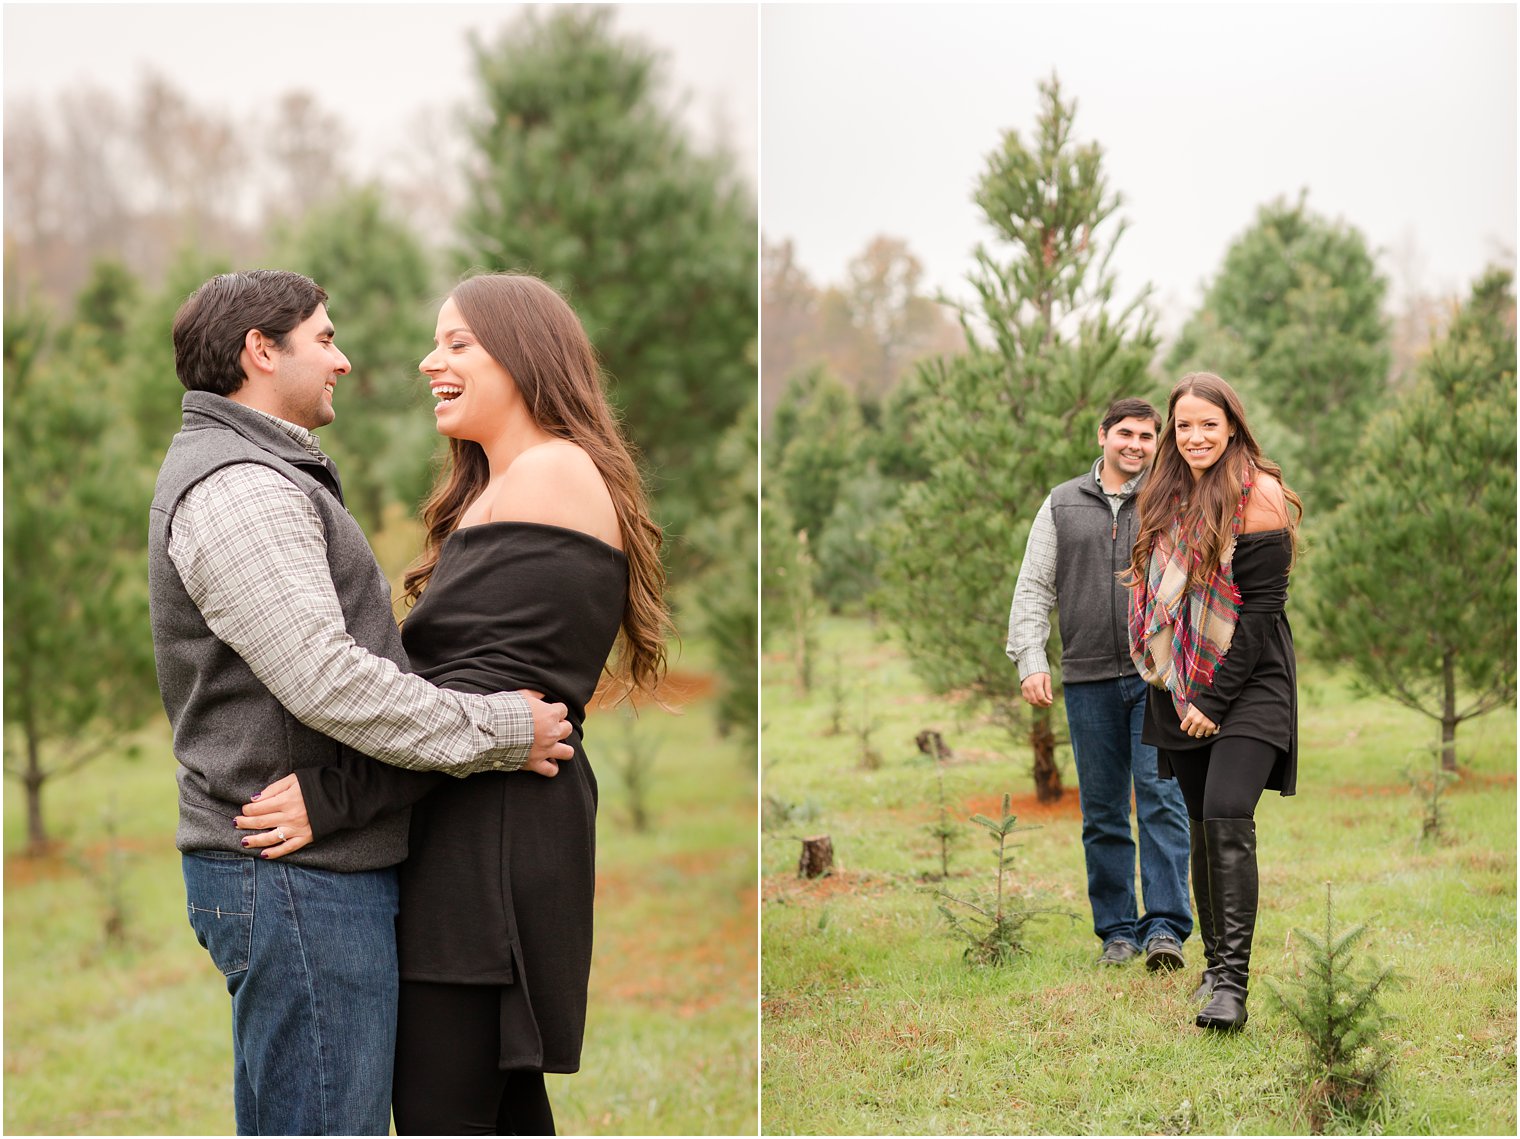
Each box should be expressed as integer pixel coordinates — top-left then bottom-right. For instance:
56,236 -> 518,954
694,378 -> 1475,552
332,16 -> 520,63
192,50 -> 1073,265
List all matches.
250,792 -> 261,801
240,838 -> 250,848
260,851 -> 270,859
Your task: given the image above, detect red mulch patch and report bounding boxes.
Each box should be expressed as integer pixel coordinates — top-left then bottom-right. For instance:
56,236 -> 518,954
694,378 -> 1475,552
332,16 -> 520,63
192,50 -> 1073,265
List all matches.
761,869 -> 895,903
593,857 -> 755,1018
1461,769 -> 1516,790
4,835 -> 159,888
1330,768 -> 1514,798
961,789 -> 1083,823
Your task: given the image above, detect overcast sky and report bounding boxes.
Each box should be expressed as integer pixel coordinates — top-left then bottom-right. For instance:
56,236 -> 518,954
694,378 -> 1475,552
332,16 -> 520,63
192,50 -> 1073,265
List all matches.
2,3 -> 758,184
4,2 -> 1514,339
762,3 -> 1517,335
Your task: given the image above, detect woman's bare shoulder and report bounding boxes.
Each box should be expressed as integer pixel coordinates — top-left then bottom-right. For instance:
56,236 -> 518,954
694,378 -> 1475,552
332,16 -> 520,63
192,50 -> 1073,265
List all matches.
501,439 -> 598,482
488,441 -> 621,547
1242,471 -> 1289,533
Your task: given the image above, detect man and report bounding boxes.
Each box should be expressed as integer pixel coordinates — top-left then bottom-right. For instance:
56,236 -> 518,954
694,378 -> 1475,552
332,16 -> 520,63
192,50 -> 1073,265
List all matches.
148,270 -> 573,1135
1005,398 -> 1192,971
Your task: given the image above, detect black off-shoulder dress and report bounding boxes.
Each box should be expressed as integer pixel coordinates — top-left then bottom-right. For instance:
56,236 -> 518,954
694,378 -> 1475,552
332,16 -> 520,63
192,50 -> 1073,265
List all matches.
397,521 -> 627,1072
1141,528 -> 1298,796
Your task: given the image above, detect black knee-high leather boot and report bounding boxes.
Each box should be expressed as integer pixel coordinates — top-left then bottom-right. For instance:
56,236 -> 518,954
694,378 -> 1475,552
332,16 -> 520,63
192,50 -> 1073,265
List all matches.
1189,820 -> 1219,1003
1196,817 -> 1257,1031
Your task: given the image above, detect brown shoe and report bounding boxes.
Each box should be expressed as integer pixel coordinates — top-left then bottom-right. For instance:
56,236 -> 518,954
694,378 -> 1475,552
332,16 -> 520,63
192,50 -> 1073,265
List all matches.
1098,939 -> 1140,966
1145,935 -> 1186,972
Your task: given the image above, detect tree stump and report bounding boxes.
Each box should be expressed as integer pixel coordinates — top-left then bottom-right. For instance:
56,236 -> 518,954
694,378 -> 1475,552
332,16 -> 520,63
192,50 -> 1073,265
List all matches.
798,834 -> 834,879
915,729 -> 952,761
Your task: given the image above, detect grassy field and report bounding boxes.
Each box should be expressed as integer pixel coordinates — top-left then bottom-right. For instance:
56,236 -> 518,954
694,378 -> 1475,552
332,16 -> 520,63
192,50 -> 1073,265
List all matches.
761,615 -> 1516,1136
4,576 -> 757,1134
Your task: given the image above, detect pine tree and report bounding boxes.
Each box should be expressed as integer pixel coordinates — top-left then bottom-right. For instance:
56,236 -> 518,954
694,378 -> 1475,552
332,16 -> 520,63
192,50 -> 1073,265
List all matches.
273,184 -> 438,534
814,462 -> 899,613
868,366 -> 933,485
1168,192 -> 1390,511
935,793 -> 1043,965
878,76 -> 1159,801
456,7 -> 756,554
1309,268 -> 1516,770
768,365 -> 866,550
71,258 -> 140,358
684,403 -> 759,754
4,304 -> 159,853
1266,883 -> 1401,1131
119,247 -> 233,465
759,483 -> 800,649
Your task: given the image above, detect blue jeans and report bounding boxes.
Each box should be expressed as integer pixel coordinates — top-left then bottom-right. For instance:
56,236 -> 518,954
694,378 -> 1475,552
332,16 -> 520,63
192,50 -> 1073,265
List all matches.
1063,676 -> 1192,949
182,852 -> 399,1135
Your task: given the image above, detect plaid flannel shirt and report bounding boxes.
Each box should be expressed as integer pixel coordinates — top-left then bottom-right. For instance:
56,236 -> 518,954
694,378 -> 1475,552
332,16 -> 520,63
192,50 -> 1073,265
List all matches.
167,410 -> 533,776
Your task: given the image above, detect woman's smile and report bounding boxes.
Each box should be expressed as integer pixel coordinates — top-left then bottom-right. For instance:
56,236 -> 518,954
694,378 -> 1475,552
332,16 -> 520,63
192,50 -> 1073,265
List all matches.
430,380 -> 464,414
1173,393 -> 1232,477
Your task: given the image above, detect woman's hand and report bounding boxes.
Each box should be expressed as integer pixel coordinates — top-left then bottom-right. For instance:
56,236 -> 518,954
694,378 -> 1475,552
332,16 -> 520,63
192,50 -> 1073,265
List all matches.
235,773 -> 313,859
1178,705 -> 1219,740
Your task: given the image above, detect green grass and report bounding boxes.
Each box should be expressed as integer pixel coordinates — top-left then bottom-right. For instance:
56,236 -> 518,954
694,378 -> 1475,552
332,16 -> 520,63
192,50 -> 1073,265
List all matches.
761,615 -> 1516,1135
5,649 -> 757,1135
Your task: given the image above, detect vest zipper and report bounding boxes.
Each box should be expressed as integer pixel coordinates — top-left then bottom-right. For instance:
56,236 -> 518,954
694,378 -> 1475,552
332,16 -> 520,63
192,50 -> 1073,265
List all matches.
1111,506 -> 1123,672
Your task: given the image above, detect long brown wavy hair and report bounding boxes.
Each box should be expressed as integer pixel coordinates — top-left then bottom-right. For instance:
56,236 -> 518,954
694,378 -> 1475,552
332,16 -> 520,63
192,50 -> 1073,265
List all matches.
1121,373 -> 1303,592
401,272 -> 670,697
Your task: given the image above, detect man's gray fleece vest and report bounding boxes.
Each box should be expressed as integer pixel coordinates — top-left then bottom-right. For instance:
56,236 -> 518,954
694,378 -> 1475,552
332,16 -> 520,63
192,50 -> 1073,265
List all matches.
148,392 -> 410,871
1049,470 -> 1144,684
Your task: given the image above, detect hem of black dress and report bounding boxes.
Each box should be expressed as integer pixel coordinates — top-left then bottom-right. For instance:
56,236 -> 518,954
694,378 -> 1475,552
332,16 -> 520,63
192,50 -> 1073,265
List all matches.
1146,726 -> 1290,754
500,1057 -> 580,1075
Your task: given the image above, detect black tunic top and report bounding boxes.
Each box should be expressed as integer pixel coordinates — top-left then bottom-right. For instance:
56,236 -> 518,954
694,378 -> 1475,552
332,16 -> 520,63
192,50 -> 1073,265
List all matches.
1142,528 -> 1298,796
396,521 -> 627,1073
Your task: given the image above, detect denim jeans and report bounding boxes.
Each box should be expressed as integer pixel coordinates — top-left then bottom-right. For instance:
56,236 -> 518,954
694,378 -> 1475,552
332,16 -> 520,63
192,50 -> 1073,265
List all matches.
182,852 -> 399,1135
1063,675 -> 1192,949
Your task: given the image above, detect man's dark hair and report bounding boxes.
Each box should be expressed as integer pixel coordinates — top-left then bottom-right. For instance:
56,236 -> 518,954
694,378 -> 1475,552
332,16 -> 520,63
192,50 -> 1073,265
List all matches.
1100,397 -> 1162,434
172,270 -> 328,395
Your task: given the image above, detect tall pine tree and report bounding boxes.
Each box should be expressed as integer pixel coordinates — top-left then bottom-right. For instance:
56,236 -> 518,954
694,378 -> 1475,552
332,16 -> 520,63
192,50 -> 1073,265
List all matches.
1310,268 -> 1516,770
879,76 -> 1158,801
119,247 -> 233,466
456,7 -> 756,557
273,184 -> 438,534
685,403 -> 759,753
1168,192 -> 1390,511
4,304 -> 159,852
767,365 -> 866,550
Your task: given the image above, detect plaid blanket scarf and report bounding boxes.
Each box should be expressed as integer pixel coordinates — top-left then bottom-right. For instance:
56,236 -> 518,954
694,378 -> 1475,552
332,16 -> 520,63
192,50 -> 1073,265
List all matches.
1128,472 -> 1253,719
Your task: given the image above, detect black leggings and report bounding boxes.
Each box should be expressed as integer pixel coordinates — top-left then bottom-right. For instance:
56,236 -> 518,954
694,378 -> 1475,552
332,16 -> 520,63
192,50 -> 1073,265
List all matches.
393,981 -> 556,1136
1161,736 -> 1279,821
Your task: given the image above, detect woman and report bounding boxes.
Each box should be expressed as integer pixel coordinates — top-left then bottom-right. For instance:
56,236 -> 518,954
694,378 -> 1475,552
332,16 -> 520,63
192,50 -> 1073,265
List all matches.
243,273 -> 669,1132
1122,373 -> 1301,1033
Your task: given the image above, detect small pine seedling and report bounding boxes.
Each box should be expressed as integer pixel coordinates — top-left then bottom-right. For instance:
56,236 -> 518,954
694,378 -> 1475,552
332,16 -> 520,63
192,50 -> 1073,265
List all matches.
609,710 -> 659,832
67,795 -> 134,951
1265,882 -> 1402,1133
923,732 -> 957,879
762,792 -> 821,832
1404,746 -> 1459,842
856,686 -> 881,769
823,651 -> 846,737
935,793 -> 1044,965
789,529 -> 818,694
